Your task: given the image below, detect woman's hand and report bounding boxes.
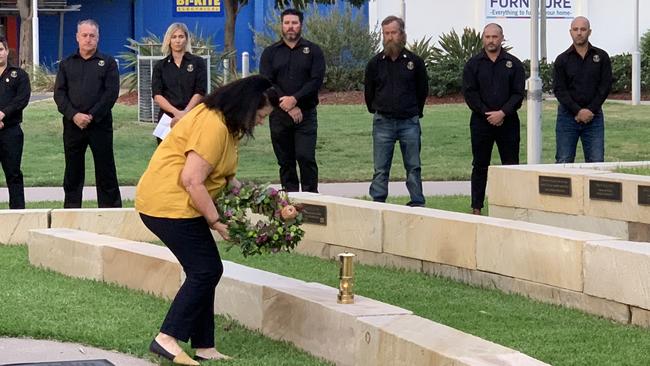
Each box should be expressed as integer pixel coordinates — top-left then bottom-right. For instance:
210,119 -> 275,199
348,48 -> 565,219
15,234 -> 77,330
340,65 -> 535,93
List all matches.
210,220 -> 230,240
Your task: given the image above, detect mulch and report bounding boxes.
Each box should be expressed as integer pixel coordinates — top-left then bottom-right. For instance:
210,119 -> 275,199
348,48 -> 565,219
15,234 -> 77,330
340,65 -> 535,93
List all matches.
117,90 -> 465,106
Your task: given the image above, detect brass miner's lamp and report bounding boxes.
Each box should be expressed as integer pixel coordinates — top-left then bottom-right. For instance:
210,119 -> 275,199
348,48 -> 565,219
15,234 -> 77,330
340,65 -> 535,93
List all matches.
337,252 -> 355,304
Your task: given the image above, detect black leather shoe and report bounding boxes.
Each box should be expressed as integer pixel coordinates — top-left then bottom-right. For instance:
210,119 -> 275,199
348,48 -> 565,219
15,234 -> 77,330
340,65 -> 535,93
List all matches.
150,339 -> 199,366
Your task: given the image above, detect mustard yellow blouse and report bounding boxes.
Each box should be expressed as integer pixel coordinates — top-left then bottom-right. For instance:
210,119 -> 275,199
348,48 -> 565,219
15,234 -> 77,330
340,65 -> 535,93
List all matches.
135,103 -> 238,218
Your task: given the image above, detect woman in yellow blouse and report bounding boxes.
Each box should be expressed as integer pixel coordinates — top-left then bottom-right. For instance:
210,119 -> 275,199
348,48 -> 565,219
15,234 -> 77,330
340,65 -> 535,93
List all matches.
136,75 -> 276,365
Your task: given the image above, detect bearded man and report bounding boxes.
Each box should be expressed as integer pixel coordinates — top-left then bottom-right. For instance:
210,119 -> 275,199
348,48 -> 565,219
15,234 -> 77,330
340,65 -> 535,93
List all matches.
260,8 -> 325,193
364,15 -> 429,207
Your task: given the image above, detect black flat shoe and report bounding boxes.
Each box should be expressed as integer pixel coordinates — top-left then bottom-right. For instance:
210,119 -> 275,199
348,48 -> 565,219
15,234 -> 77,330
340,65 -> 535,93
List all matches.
150,339 -> 199,366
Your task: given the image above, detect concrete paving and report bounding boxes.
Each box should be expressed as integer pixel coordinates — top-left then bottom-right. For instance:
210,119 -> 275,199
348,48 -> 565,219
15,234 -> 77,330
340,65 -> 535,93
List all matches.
0,181 -> 470,203
0,338 -> 155,366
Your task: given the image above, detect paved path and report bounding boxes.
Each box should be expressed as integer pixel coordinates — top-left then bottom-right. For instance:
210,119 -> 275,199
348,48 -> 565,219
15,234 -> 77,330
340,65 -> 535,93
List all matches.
0,181 -> 471,203
0,338 -> 155,366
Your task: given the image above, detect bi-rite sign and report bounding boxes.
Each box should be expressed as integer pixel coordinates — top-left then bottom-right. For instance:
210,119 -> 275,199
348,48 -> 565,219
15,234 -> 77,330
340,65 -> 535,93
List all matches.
486,0 -> 574,19
174,0 -> 223,17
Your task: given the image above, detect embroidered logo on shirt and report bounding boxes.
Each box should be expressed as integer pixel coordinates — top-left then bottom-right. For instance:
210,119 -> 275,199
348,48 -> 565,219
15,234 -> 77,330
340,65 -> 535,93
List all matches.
303,47 -> 310,54
98,60 -> 105,67
593,54 -> 601,63
506,60 -> 513,68
10,70 -> 17,78
407,61 -> 414,70
187,64 -> 194,72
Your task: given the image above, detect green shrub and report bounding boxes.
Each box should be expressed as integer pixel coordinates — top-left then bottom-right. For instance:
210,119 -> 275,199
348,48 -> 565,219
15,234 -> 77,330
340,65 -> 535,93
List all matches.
118,29 -> 233,92
253,4 -> 380,91
610,53 -> 632,93
25,64 -> 56,92
407,36 -> 436,68
522,58 -> 554,93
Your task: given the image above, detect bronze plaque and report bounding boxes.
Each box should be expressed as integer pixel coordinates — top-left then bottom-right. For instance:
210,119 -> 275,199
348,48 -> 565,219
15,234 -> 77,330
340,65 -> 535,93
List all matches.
639,185 -> 650,205
301,203 -> 327,225
538,176 -> 572,197
589,180 -> 622,202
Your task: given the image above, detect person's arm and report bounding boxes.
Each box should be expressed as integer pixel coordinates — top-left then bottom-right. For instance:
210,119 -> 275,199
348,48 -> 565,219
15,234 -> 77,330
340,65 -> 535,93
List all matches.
415,57 -> 429,118
53,61 -> 79,120
88,57 -> 120,121
586,51 -> 612,114
180,151 -> 229,240
364,59 -> 376,114
288,44 -> 325,105
552,55 -> 581,115
0,69 -> 31,127
259,46 -> 285,96
462,59 -> 489,114
500,59 -> 526,116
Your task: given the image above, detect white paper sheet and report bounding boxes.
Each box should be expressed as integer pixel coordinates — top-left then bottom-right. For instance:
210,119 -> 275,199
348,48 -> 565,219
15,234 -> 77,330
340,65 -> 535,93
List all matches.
152,113 -> 173,140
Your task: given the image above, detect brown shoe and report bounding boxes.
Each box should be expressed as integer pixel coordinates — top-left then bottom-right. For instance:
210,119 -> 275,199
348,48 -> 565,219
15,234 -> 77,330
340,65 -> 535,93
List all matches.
471,208 -> 481,215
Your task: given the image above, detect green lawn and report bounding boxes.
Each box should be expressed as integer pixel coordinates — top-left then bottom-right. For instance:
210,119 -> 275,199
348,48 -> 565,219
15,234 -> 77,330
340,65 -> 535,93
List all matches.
0,245 -> 332,366
615,167 -> 650,176
7,100 -> 650,186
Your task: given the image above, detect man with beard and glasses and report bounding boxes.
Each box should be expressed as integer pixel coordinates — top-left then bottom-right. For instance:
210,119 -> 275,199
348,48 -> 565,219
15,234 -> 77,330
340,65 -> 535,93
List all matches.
364,15 -> 428,207
462,23 -> 525,215
553,16 -> 611,164
260,8 -> 325,193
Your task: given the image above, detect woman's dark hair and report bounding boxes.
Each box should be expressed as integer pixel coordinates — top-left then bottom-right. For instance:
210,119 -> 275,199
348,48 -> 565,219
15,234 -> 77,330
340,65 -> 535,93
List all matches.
203,75 -> 279,139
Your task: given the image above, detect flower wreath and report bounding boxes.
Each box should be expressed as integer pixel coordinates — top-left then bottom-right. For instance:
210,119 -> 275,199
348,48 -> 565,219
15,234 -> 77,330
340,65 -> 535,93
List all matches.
215,182 -> 305,257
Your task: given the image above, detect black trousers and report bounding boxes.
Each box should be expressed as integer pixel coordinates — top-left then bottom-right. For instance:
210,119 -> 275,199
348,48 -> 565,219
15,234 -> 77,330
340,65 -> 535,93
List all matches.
0,125 -> 25,209
470,116 -> 520,209
269,108 -> 318,193
63,120 -> 122,208
139,214 -> 223,349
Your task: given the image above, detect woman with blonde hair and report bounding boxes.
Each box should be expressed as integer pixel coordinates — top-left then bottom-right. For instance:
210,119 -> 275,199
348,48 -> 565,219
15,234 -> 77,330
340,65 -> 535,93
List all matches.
152,22 -> 207,142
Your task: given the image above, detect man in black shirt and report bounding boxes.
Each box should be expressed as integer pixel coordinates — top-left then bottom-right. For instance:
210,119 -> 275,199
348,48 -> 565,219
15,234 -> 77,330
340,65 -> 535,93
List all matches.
260,8 -> 325,193
553,16 -> 611,163
364,15 -> 428,207
54,19 -> 121,208
0,36 -> 30,209
462,23 -> 525,215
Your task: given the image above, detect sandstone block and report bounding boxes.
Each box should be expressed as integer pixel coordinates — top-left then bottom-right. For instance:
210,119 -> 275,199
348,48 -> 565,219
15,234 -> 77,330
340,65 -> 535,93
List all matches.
0,209 -> 50,245
289,194 -> 384,252
584,240 -> 650,310
50,208 -> 157,242
631,307 -> 650,328
102,242 -> 182,300
382,206 -> 479,269
328,244 -> 423,272
356,314 -> 549,366
27,228 -> 118,280
476,221 -> 613,291
583,173 -> 650,225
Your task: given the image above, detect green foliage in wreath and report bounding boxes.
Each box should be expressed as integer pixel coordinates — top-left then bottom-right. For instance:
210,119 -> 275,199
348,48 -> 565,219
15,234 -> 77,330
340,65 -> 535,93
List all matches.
215,182 -> 305,257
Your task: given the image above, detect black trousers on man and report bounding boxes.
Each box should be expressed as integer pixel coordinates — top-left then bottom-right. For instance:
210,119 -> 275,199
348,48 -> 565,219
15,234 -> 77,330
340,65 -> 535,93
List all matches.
470,117 -> 520,209
63,120 -> 122,208
0,125 -> 25,209
269,108 -> 318,193
139,214 -> 223,348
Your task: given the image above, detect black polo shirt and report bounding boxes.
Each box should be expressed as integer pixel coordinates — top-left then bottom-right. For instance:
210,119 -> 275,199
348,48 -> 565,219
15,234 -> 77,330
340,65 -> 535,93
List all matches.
152,53 -> 207,111
259,37 -> 325,111
54,49 -> 120,124
0,65 -> 30,128
462,49 -> 525,121
553,43 -> 612,115
364,49 -> 428,119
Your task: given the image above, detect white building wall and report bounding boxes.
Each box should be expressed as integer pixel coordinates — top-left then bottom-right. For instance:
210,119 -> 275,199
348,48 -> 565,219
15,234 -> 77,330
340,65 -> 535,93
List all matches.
369,0 -> 650,61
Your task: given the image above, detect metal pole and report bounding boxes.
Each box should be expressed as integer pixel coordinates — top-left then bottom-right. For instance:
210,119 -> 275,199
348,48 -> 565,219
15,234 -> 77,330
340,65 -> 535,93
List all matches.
400,0 -> 406,22
58,12 -> 64,62
632,0 -> 641,105
540,0 -> 547,60
241,52 -> 249,78
223,58 -> 229,85
31,0 -> 39,71
527,0 -> 543,164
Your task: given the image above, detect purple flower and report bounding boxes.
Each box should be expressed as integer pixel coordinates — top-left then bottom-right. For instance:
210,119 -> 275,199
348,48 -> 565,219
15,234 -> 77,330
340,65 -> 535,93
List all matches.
271,247 -> 280,253
231,187 -> 240,195
285,234 -> 292,241
280,199 -> 288,206
267,187 -> 278,196
224,209 -> 233,218
256,233 -> 268,244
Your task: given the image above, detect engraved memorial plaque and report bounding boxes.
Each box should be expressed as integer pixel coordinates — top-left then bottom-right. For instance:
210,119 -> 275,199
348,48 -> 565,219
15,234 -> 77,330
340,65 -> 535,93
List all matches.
538,176 -> 572,197
301,204 -> 327,225
589,180 -> 622,202
639,185 -> 650,206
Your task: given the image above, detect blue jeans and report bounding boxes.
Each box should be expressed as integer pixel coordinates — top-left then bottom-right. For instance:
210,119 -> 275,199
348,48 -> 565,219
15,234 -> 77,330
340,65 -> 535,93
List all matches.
369,113 -> 424,206
555,104 -> 604,163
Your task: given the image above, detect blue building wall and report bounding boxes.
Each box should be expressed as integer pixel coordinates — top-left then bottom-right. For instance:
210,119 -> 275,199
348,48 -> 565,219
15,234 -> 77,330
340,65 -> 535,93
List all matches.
36,0 -> 368,72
